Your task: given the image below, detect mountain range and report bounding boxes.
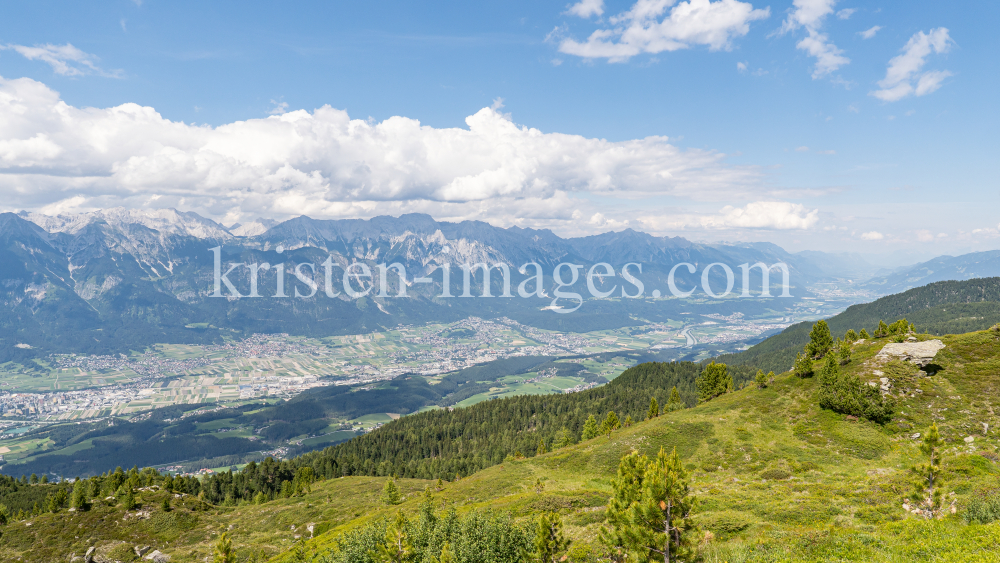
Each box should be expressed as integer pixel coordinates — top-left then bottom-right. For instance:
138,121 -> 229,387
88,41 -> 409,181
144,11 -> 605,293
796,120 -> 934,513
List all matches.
2,207 -> 998,364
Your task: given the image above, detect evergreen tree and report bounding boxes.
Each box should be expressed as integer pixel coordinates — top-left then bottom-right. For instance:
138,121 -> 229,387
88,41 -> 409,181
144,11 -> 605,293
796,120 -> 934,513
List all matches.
859,329 -> 870,339
838,338 -> 852,366
754,369 -> 768,389
213,531 -> 236,563
793,351 -> 813,378
623,415 -> 633,428
666,387 -> 684,412
647,397 -> 659,420
582,415 -> 600,441
909,423 -> 945,519
556,427 -> 574,448
536,439 -> 547,456
161,497 -> 171,512
601,411 -> 621,438
844,329 -> 858,342
601,450 -> 648,563
533,512 -> 571,563
0,504 -> 9,526
122,487 -> 137,511
376,511 -> 416,563
254,491 -> 268,505
382,478 -> 403,506
696,362 -> 731,403
876,320 -> 889,338
70,479 -> 89,512
818,354 -> 839,397
29,474 -> 38,485
439,542 -> 456,563
807,320 -> 834,358
626,447 -> 698,563
40,475 -> 48,484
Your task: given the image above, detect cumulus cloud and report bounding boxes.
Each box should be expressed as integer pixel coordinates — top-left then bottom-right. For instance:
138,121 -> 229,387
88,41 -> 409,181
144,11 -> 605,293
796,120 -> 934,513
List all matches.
778,0 -> 849,78
558,0 -> 770,62
2,43 -> 122,78
648,201 -> 819,230
0,75 -> 775,228
871,28 -> 953,102
566,0 -> 605,18
836,8 -> 855,19
860,230 -> 884,240
858,25 -> 881,39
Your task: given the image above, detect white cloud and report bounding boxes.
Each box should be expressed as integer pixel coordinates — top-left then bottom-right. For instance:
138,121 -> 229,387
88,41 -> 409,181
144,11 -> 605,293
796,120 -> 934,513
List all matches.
711,201 -> 818,229
651,201 -> 819,230
566,0 -> 605,18
0,75 -> 771,228
796,30 -> 849,78
836,8 -> 855,20
871,28 -> 953,102
795,146 -> 809,152
2,43 -> 122,78
268,100 -> 289,115
860,230 -> 884,240
737,61 -> 747,72
859,25 -> 881,39
558,0 -> 770,62
778,0 -> 849,78
916,229 -> 934,242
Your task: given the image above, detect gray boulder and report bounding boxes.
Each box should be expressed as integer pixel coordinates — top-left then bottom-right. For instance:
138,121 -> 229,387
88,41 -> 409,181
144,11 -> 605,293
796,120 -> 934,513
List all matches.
876,340 -> 945,367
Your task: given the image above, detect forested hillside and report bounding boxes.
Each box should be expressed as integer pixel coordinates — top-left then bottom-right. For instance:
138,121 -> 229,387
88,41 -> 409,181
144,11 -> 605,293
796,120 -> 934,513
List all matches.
283,361 -> 700,483
718,277 -> 1000,375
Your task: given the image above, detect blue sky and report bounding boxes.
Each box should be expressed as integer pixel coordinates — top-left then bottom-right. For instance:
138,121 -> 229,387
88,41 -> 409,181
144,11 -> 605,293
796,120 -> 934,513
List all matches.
0,0 -> 996,259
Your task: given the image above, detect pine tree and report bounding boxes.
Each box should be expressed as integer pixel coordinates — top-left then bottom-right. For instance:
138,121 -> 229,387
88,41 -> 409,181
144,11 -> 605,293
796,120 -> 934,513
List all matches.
213,531 -> 236,563
601,411 -> 621,438
254,491 -> 268,505
626,447 -> 698,563
161,496 -> 171,512
556,427 -> 575,448
909,423 -> 945,519
666,387 -> 684,412
793,351 -> 813,378
71,479 -> 89,512
439,542 -> 456,563
876,320 -> 889,338
122,487 -> 137,511
807,320 -> 834,358
536,439 -> 547,456
29,474 -> 38,485
844,329 -> 858,342
647,397 -> 660,420
624,415 -> 633,427
582,414 -> 600,441
0,504 -> 9,526
766,371 -> 775,385
600,450 -> 648,563
381,478 -> 403,506
696,362 -> 731,403
376,511 -> 416,563
838,338 -> 852,365
859,328 -> 870,339
754,369 -> 768,389
818,353 -> 839,405
534,512 -> 571,563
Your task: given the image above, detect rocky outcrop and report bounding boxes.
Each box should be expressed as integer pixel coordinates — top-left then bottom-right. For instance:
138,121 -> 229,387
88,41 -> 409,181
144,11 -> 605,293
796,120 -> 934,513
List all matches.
144,550 -> 171,562
876,340 -> 945,367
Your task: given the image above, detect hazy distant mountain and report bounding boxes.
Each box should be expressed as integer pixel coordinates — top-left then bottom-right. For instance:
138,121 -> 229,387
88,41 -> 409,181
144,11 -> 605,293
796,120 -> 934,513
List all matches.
0,208 -> 852,361
862,250 -> 1000,294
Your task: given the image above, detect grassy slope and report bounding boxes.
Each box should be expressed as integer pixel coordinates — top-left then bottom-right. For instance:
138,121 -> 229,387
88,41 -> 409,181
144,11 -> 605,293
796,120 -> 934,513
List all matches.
717,277 -> 1000,375
4,330 -> 1000,562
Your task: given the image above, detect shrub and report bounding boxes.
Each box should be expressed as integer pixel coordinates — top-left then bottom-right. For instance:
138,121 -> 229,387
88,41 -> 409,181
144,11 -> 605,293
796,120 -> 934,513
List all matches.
106,543 -> 139,562
759,468 -> 791,481
702,512 -> 752,535
964,491 -> 1000,524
